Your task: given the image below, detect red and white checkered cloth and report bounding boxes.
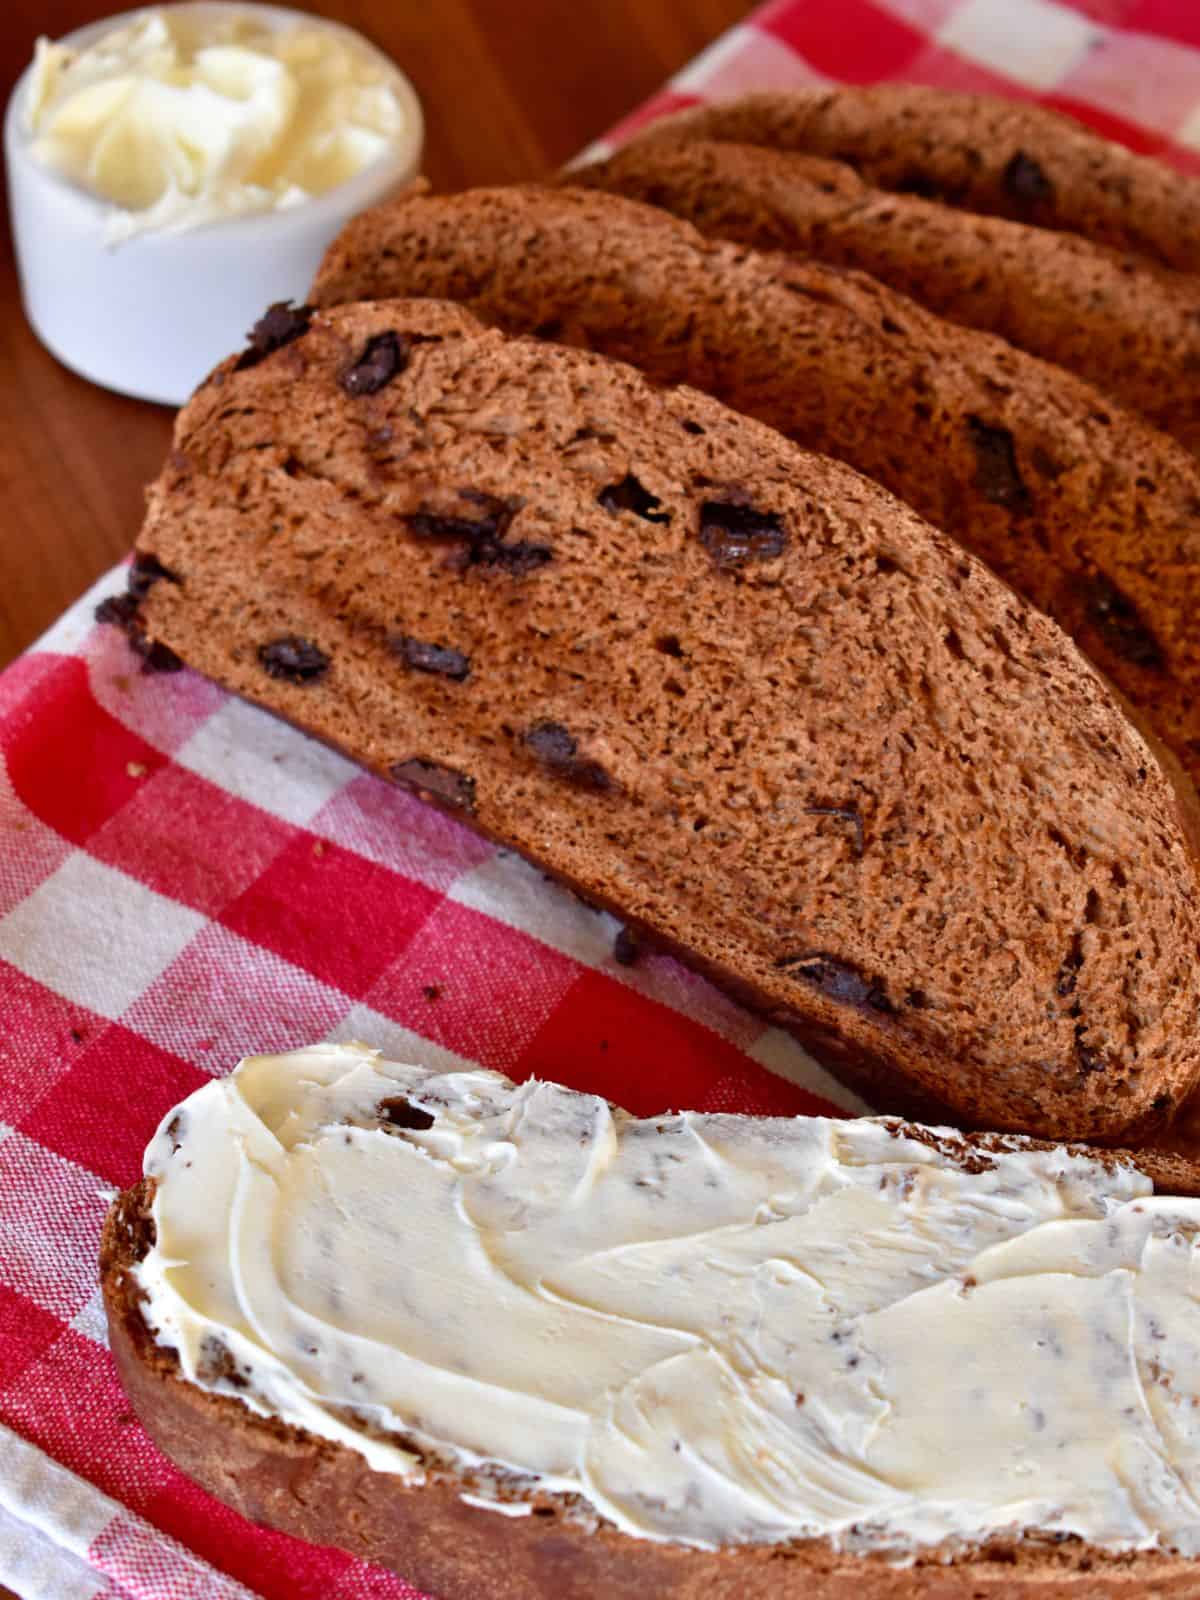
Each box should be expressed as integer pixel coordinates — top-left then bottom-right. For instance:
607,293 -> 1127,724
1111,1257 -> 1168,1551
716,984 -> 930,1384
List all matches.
4,1 -> 1200,1595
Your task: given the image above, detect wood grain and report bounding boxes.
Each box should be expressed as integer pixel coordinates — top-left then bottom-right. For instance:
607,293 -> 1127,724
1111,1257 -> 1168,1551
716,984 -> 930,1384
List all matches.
0,0 -> 748,667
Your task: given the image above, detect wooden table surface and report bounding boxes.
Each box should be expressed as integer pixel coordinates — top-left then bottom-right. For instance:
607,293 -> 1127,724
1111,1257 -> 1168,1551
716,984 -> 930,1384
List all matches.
0,0 -> 749,670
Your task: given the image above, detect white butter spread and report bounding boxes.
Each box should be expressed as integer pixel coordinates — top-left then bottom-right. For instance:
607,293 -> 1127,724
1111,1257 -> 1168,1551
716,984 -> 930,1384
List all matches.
25,9 -> 406,239
135,1043 -> 1200,1556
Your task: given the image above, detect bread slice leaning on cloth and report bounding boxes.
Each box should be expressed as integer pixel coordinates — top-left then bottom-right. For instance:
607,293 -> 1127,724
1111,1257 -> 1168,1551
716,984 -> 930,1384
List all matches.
98,299 -> 1200,1140
638,85 -> 1200,272
309,184 -> 1200,797
101,1044 -> 1200,1600
569,136 -> 1200,454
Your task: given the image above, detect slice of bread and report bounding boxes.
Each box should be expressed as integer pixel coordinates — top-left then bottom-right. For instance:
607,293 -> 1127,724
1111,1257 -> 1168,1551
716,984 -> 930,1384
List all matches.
309,184 -> 1200,796
641,86 -> 1200,272
101,1055 -> 1200,1600
570,137 -> 1200,453
106,299 -> 1200,1140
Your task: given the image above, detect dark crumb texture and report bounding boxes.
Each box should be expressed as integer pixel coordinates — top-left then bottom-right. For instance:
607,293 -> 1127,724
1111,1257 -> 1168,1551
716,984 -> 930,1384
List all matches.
101,1142 -> 1200,1599
309,184 -> 1200,797
641,86 -> 1200,273
568,136 -> 1200,456
131,300 -> 1200,1142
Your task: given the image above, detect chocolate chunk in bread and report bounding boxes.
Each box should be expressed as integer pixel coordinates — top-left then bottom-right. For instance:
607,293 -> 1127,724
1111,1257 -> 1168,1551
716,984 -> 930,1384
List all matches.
235,301 -> 314,370
1002,150 -> 1056,211
642,86 -> 1200,272
340,329 -> 410,394
569,136 -> 1200,455
393,636 -> 472,680
258,636 -> 330,683
598,473 -> 670,523
391,758 -> 477,814
309,184 -> 1200,794
129,299 -> 1200,1141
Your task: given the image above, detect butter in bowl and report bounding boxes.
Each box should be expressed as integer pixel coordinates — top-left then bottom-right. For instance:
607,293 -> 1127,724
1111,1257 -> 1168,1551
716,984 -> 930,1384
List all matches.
4,2 -> 423,406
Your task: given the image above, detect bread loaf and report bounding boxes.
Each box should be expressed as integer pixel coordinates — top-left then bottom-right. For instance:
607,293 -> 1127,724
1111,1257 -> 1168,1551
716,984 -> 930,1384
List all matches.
102,298 -> 1200,1140
310,183 -> 1200,795
571,136 -> 1200,453
642,86 -> 1200,272
101,1043 -> 1200,1599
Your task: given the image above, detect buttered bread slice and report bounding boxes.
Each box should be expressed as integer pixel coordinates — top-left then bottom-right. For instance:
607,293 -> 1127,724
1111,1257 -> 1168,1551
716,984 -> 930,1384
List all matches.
107,300 -> 1200,1139
102,1043 -> 1200,1598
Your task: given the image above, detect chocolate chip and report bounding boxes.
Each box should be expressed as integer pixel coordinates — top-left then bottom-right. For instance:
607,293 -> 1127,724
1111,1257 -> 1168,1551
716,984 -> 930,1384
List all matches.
966,417 -> 1031,513
407,509 -> 508,543
1081,573 -> 1164,671
95,593 -> 140,630
234,302 -> 314,370
598,474 -> 670,524
95,593 -> 183,672
1152,1093 -> 1173,1113
526,721 -> 615,791
340,331 -> 408,396
405,494 -> 552,574
1003,151 -> 1055,211
258,635 -> 330,683
128,551 -> 180,598
776,953 -> 894,1014
392,636 -> 471,681
526,722 -> 575,765
698,501 -> 788,567
614,926 -> 641,966
391,758 -> 477,814
379,1096 -> 435,1130
131,635 -> 184,674
480,540 -> 554,575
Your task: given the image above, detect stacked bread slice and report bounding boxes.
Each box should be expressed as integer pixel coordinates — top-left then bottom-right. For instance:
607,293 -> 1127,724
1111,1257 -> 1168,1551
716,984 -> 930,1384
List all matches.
99,88 -> 1200,1597
632,86 -> 1200,268
310,184 -> 1200,799
569,136 -> 1200,452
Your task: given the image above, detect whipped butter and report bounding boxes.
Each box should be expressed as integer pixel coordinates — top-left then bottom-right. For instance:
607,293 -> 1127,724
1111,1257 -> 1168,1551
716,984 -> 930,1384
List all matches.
25,8 -> 408,239
135,1044 -> 1200,1556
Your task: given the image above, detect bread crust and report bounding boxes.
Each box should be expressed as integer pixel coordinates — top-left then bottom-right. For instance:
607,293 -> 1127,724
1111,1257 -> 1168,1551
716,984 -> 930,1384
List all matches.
570,137 -> 1200,454
310,184 -> 1200,800
642,87 -> 1200,273
101,1152 -> 1200,1598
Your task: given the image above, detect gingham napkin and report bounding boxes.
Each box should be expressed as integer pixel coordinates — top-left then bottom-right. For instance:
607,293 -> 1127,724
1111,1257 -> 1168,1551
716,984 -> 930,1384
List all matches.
4,2 -> 1200,1595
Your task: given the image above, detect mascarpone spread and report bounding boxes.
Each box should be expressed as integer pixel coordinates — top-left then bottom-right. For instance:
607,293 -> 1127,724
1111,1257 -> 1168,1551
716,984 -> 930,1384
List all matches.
134,1043 -> 1200,1555
25,9 -> 407,240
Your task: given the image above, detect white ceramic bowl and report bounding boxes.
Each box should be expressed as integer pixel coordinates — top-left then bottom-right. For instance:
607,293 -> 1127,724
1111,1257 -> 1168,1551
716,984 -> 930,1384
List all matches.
4,2 -> 423,407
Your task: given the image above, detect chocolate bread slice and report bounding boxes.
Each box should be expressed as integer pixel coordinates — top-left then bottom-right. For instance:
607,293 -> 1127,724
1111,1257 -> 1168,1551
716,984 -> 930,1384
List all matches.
571,137 -> 1200,453
310,184 -> 1200,793
111,300 -> 1200,1140
102,1045 -> 1200,1599
642,86 -> 1200,272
